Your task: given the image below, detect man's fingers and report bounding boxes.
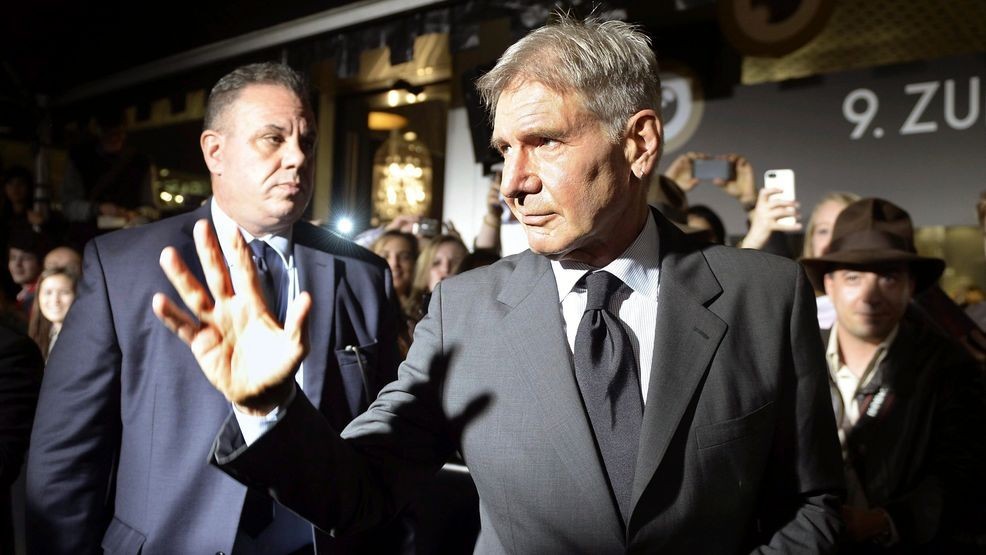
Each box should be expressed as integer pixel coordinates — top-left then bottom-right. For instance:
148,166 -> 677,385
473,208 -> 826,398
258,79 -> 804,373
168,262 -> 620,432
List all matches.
222,223 -> 269,312
284,291 -> 312,342
152,293 -> 201,345
159,246 -> 213,320
193,220 -> 234,301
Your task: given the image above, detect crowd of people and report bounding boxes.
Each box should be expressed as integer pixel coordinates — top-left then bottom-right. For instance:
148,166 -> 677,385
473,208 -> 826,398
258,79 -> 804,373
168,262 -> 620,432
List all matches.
1,12 -> 985,555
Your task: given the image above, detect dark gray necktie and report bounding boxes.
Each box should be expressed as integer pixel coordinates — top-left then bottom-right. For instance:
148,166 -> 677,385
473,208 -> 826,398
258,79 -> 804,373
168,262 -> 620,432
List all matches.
249,240 -> 287,323
240,240 -> 288,538
574,270 -> 643,524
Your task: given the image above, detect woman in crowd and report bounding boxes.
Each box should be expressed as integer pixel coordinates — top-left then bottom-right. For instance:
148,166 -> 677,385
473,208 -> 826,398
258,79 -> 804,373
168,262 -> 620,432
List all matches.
801,192 -> 860,259
406,234 -> 468,323
800,192 -> 859,328
28,268 -> 78,359
371,230 -> 419,357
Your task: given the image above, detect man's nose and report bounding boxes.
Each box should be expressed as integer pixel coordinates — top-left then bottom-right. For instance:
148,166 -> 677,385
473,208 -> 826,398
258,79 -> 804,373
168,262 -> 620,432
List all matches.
860,275 -> 883,303
500,150 -> 539,201
283,137 -> 306,168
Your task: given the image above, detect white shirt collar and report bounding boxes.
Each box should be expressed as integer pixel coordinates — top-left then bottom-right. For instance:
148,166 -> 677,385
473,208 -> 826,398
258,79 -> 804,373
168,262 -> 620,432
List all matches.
551,212 -> 661,302
825,321 -> 899,386
210,198 -> 293,265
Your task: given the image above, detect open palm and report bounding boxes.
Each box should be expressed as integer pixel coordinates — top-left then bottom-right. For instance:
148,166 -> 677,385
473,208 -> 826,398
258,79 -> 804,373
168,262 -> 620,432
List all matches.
153,220 -> 311,414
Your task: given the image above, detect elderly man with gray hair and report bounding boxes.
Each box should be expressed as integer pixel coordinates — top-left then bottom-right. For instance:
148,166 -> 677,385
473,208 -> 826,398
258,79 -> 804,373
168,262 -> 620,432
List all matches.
156,14 -> 844,552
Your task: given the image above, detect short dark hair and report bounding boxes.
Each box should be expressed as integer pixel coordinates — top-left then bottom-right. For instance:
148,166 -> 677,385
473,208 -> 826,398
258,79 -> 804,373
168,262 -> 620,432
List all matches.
203,62 -> 311,132
686,205 -> 726,245
2,165 -> 33,186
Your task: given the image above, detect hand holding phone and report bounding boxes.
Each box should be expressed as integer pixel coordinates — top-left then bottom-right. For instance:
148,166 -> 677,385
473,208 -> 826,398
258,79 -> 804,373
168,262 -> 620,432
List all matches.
763,169 -> 796,226
693,158 -> 735,182
413,218 -> 440,238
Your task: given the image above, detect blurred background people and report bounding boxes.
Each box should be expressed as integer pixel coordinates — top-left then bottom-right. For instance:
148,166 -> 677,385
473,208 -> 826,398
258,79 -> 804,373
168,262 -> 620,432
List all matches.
406,234 -> 467,323
801,192 -> 861,259
27,268 -> 78,359
6,229 -> 47,322
737,184 -> 802,250
686,205 -> 727,245
473,172 -> 504,254
60,111 -> 155,246
371,230 -> 418,357
42,246 -> 81,275
457,248 -> 501,273
371,230 -> 418,305
0,322 -> 42,555
967,191 -> 986,332
800,192 -> 860,328
2,167 -> 36,234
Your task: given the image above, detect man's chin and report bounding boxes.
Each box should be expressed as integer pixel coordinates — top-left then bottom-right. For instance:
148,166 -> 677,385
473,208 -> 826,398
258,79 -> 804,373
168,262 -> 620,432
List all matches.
526,235 -> 567,260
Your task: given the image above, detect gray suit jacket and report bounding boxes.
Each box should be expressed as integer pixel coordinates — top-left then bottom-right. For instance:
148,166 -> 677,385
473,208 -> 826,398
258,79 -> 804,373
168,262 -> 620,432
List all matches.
26,202 -> 402,554
215,210 -> 845,553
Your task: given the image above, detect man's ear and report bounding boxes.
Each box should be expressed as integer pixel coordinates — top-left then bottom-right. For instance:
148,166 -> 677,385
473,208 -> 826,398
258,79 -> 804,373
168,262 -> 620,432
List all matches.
200,130 -> 224,175
624,109 -> 662,179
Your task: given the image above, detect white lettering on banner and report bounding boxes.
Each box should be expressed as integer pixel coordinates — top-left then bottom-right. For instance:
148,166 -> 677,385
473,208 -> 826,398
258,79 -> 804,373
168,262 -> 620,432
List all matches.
843,88 -> 879,139
842,77 -> 983,140
944,77 -> 980,130
901,81 -> 939,135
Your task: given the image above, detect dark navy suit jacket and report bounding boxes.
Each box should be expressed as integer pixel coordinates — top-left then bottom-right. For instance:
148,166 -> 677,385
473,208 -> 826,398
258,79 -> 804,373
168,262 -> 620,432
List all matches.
26,202 -> 401,554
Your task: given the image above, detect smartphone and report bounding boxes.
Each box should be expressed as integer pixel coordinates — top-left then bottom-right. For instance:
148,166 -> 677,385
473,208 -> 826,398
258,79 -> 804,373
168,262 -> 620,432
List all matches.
693,158 -> 734,181
413,218 -> 440,238
763,169 -> 796,226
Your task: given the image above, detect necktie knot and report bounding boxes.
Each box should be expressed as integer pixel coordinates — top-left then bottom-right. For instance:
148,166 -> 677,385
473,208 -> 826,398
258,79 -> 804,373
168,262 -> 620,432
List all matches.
249,240 -> 270,272
248,239 -> 287,322
584,271 -> 623,311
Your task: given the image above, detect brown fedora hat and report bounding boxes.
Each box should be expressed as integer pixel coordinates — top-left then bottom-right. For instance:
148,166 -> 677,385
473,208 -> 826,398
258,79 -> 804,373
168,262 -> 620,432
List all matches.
800,198 -> 944,292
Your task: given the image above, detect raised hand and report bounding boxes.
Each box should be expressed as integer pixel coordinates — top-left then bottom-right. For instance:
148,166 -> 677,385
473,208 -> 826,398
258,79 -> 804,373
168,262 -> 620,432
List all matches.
712,154 -> 756,209
664,152 -> 702,191
738,187 -> 802,250
152,219 -> 311,415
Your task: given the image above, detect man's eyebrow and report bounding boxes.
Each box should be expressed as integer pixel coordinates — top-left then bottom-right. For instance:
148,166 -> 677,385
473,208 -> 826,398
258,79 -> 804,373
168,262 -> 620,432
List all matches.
257,124 -> 286,133
489,121 -> 571,147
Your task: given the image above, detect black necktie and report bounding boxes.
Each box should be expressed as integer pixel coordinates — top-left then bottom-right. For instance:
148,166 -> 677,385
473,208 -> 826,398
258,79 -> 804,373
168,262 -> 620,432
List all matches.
249,240 -> 287,323
574,271 -> 643,524
240,240 -> 288,538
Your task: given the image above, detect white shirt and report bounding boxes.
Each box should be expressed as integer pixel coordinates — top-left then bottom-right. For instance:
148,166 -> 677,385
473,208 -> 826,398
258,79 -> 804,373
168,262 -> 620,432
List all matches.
211,200 -> 303,443
551,213 -> 661,401
825,322 -> 898,451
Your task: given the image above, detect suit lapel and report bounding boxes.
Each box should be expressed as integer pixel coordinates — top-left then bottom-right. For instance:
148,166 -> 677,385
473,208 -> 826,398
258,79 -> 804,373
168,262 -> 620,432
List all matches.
631,212 -> 726,515
292,228 -> 335,411
177,203 -> 213,292
496,252 -> 624,537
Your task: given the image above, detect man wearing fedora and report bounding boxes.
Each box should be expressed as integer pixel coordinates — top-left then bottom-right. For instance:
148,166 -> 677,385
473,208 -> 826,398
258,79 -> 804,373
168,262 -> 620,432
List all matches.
801,197 -> 986,552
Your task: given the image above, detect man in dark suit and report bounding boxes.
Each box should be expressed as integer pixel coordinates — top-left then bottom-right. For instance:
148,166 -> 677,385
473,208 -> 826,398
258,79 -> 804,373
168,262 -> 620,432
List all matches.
156,16 -> 845,552
26,63 -> 402,554
0,323 -> 42,554
801,198 -> 986,552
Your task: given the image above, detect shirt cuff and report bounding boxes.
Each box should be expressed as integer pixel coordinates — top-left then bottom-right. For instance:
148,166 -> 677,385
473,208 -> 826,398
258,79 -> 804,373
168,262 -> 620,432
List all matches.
231,385 -> 298,445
